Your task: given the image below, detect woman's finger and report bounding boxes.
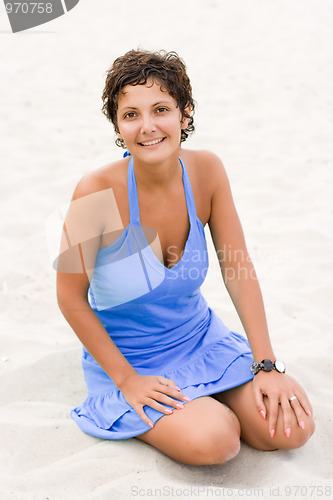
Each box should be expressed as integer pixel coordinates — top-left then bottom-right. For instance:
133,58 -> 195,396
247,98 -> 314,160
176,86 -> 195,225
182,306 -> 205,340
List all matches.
147,398 -> 177,415
140,395 -> 180,416
280,396 -> 293,438
268,395 -> 279,438
157,376 -> 180,390
253,385 -> 267,421
154,379 -> 191,402
134,404 -> 154,429
150,390 -> 188,410
289,395 -> 307,429
292,391 -> 313,418
287,376 -> 313,417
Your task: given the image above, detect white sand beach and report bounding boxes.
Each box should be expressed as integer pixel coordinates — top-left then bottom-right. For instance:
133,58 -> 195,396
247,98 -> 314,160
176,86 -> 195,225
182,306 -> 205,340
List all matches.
1,0 -> 332,498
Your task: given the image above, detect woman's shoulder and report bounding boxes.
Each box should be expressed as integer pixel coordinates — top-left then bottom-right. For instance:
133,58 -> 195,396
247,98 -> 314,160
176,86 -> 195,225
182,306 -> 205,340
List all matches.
180,148 -> 229,190
71,158 -> 127,201
180,149 -> 229,225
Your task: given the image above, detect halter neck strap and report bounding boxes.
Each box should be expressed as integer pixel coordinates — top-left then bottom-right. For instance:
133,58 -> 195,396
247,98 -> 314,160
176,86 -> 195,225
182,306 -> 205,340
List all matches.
127,156 -> 198,226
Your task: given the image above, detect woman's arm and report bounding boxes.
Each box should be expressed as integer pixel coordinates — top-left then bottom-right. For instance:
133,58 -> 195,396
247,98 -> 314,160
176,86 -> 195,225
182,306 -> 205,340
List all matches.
207,152 -> 312,435
57,174 -> 189,427
207,153 -> 274,360
57,271 -> 138,387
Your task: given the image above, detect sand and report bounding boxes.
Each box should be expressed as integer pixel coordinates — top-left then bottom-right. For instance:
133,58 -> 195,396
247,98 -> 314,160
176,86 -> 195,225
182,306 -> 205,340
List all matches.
1,0 -> 332,498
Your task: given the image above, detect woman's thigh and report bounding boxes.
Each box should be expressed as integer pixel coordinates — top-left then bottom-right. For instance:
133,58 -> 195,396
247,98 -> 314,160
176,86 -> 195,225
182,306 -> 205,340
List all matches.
212,381 -> 315,451
135,396 -> 241,465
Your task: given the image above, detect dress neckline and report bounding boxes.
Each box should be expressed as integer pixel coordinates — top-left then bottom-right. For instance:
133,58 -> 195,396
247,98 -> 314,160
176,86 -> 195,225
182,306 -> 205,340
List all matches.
127,156 -> 197,271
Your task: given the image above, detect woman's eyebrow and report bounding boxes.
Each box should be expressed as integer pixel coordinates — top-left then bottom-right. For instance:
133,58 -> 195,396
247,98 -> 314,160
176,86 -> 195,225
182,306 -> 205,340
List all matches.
120,101 -> 172,111
120,106 -> 138,111
152,101 -> 172,106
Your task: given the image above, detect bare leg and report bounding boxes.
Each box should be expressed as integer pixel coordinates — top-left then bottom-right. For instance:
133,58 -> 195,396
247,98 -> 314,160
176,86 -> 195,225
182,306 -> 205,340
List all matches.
212,381 -> 315,450
135,396 -> 241,465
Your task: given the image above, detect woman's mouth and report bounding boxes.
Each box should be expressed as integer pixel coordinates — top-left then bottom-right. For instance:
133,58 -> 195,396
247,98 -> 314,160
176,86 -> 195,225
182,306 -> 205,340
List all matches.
138,137 -> 165,147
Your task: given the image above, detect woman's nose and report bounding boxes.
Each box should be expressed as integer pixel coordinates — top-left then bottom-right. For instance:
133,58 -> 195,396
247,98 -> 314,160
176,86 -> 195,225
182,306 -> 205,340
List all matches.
140,113 -> 156,134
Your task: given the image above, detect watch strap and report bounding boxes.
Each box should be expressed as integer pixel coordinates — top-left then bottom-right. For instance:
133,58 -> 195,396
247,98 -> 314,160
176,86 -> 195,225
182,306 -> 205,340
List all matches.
251,359 -> 286,375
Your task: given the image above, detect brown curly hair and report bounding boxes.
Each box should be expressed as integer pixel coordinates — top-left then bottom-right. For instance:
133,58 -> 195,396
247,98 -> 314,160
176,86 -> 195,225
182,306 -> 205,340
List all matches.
101,49 -> 195,148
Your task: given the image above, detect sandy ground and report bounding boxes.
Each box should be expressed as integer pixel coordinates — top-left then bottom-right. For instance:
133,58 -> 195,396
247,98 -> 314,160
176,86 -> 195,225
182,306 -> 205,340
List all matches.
1,0 -> 332,498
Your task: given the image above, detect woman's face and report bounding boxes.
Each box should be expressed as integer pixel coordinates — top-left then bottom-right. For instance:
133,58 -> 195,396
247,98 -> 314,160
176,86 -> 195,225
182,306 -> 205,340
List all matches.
116,79 -> 188,164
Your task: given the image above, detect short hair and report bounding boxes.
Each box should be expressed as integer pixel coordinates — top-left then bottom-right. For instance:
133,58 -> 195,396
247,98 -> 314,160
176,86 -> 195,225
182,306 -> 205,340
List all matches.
101,49 -> 195,148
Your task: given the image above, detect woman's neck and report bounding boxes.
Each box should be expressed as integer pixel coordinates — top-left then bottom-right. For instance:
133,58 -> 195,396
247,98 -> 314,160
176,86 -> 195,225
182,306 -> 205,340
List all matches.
132,152 -> 182,191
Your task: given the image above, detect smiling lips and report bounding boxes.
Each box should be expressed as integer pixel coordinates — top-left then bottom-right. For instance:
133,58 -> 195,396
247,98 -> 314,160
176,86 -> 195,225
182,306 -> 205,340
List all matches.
139,138 -> 165,146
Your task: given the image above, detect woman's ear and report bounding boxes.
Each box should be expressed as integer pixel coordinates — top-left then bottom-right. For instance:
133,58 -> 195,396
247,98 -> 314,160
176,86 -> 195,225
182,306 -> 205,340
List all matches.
114,126 -> 126,148
115,128 -> 125,143
115,125 -> 121,138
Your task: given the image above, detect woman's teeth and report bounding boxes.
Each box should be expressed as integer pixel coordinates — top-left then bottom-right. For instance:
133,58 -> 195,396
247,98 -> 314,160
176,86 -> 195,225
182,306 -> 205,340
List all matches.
140,138 -> 164,146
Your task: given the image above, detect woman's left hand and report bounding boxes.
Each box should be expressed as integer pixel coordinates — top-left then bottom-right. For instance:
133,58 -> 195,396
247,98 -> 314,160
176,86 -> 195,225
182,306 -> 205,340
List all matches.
252,371 -> 313,438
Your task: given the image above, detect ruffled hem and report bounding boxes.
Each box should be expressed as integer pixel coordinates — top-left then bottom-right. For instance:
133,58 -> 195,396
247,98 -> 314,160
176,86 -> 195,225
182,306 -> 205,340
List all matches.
71,337 -> 254,440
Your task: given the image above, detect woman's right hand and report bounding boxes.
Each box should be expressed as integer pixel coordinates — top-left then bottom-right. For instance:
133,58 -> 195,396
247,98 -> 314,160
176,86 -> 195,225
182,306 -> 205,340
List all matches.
118,373 -> 191,428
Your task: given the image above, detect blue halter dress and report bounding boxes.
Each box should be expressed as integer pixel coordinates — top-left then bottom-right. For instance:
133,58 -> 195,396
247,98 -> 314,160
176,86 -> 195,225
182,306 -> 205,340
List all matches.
71,156 -> 254,439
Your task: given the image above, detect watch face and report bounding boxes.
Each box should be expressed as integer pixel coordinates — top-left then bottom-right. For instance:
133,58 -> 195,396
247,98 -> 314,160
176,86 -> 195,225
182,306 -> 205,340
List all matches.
274,360 -> 286,373
261,359 -> 274,372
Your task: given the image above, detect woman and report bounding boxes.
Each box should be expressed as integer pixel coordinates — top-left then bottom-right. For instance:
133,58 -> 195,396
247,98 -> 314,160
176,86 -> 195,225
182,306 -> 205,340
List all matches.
57,49 -> 314,465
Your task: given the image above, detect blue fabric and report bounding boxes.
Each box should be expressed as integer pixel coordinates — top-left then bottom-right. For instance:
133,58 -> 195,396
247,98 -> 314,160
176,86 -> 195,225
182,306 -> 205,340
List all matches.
71,156 -> 254,440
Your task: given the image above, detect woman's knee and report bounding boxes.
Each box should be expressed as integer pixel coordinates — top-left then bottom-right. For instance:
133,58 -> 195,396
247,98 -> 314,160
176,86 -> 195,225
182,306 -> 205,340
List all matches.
136,397 -> 242,466
184,409 -> 241,465
206,432 -> 241,465
182,427 -> 240,465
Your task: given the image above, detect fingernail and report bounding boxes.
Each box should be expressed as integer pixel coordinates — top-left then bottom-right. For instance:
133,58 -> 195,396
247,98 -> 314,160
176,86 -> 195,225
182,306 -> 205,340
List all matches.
300,420 -> 305,430
285,427 -> 291,438
148,422 -> 154,428
270,429 -> 275,438
175,386 -> 181,391
306,409 -> 312,417
259,410 -> 266,420
165,408 -> 173,414
183,396 -> 191,402
176,403 -> 184,409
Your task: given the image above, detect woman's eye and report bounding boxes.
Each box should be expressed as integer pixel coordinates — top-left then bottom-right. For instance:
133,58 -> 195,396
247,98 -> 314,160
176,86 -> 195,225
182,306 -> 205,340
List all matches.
124,112 -> 136,119
155,107 -> 168,113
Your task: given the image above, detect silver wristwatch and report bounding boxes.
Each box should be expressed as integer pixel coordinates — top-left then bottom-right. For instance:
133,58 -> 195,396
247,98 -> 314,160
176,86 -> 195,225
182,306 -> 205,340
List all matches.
251,359 -> 286,375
